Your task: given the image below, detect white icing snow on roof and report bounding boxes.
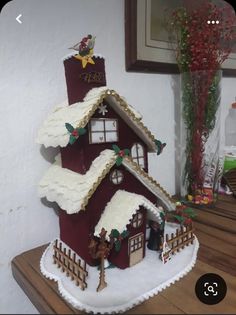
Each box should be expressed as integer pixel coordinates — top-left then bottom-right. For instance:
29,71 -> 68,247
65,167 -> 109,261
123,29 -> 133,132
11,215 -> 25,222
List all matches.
39,149 -> 175,215
36,86 -> 154,150
39,149 -> 116,214
94,190 -> 162,238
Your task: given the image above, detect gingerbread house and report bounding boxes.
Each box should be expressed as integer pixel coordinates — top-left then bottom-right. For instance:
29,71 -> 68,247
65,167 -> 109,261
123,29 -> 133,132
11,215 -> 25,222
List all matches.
37,54 -> 176,270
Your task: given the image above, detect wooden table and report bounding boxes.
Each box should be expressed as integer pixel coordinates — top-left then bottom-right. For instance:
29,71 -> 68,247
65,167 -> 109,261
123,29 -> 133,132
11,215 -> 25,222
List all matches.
12,195 -> 236,314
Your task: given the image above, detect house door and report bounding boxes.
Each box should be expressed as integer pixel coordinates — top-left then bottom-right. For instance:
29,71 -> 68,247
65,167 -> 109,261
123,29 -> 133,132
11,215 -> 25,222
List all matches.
129,233 -> 144,267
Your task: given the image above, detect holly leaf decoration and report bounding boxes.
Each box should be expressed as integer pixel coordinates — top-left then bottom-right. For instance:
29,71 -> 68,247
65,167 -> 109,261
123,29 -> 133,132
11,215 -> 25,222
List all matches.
116,156 -> 123,166
115,241 -> 121,252
155,139 -> 166,156
173,215 -> 185,223
124,148 -> 130,156
69,135 -> 77,145
183,207 -> 197,218
65,123 -> 75,133
65,123 -> 86,145
112,144 -> 120,154
111,229 -> 120,239
120,230 -> 129,238
78,128 -> 86,135
160,212 -> 165,221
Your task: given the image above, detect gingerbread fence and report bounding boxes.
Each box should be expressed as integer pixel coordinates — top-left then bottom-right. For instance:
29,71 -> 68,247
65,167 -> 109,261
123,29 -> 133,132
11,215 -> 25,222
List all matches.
161,224 -> 195,260
53,239 -> 88,290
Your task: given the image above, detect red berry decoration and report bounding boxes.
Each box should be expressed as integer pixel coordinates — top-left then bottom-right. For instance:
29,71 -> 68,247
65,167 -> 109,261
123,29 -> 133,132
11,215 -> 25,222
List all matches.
72,130 -> 78,137
119,150 -> 125,157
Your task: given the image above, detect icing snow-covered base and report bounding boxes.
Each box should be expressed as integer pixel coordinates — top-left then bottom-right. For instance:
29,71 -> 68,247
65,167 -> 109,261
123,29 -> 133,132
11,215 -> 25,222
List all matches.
40,224 -> 199,314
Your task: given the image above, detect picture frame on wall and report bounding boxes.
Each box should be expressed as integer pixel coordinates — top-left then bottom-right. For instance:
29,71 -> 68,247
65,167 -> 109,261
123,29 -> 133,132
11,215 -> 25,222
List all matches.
125,0 -> 236,76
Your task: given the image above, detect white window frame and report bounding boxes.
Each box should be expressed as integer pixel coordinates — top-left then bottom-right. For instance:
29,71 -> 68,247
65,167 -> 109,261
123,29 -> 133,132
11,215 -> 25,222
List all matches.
132,212 -> 143,228
89,118 -> 118,144
110,169 -> 124,185
129,233 -> 143,254
131,143 -> 145,169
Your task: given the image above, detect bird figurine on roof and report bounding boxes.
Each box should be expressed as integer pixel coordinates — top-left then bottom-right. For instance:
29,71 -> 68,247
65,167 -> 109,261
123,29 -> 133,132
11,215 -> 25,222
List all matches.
69,34 -> 96,68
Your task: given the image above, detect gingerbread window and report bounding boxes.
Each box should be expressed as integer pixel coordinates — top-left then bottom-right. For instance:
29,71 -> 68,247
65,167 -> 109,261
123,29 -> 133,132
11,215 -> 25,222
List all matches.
89,118 -> 118,144
131,143 -> 145,168
129,234 -> 143,253
110,169 -> 124,185
132,212 -> 143,228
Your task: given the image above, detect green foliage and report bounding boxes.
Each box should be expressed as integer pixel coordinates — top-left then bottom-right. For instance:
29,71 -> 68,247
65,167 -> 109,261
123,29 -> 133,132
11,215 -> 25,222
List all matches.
183,207 -> 197,218
69,135 -> 76,145
112,144 -> 120,154
124,148 -> 130,156
78,128 -> 86,135
65,123 -> 75,133
111,229 -> 119,238
173,215 -> 185,223
121,230 -> 129,238
116,156 -> 123,166
154,139 -> 166,155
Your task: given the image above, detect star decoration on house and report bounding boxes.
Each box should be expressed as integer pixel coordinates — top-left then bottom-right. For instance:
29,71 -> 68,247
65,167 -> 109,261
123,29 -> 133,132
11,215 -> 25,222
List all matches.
74,54 -> 95,68
98,104 -> 108,116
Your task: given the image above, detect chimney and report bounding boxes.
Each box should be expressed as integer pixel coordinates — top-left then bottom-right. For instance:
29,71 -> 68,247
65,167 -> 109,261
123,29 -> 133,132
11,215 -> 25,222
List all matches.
63,55 -> 106,105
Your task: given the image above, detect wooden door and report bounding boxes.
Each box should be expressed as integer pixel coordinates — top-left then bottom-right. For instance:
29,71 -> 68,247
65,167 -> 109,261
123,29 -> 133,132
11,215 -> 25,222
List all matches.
129,233 -> 144,267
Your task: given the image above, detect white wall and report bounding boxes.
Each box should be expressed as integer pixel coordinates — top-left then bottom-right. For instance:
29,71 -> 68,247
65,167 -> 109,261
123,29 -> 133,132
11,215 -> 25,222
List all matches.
0,0 -> 235,313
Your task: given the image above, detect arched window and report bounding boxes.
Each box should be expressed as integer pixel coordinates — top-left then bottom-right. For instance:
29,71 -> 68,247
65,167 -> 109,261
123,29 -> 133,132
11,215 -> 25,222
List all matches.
131,143 -> 145,168
132,212 -> 143,228
110,169 -> 124,185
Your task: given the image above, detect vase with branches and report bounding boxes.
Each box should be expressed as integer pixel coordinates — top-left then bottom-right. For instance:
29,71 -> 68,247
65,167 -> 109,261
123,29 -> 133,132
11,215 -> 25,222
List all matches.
169,1 -> 236,204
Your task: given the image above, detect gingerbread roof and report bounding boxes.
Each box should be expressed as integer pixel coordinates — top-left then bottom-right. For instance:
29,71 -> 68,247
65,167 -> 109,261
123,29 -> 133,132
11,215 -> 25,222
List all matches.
94,190 -> 163,239
36,87 -> 156,151
38,149 -> 175,214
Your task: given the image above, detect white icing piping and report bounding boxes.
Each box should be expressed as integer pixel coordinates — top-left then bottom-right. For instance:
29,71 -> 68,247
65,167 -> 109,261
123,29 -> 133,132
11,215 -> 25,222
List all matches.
122,159 -> 175,210
62,52 -> 105,61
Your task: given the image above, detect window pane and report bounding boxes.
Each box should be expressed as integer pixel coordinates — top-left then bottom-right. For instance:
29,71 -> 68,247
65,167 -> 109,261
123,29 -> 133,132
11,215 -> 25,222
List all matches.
138,157 -> 145,168
131,145 -> 138,158
110,170 -> 123,185
91,120 -> 104,131
105,120 -> 117,131
91,132 -> 105,143
106,131 -> 118,142
131,143 -> 145,169
137,143 -> 144,155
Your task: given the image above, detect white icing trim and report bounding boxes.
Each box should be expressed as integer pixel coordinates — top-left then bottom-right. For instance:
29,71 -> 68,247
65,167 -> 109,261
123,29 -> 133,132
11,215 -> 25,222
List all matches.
36,86 -> 154,150
94,190 -> 162,238
122,158 -> 175,210
39,150 -> 174,214
62,52 -> 105,61
40,237 -> 199,314
38,149 -> 116,213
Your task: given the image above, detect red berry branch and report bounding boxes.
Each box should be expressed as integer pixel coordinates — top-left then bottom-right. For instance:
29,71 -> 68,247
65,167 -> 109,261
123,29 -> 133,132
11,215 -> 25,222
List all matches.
168,2 -> 236,201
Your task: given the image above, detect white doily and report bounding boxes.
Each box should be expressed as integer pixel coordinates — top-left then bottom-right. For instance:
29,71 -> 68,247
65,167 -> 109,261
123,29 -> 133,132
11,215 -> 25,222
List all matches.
40,224 -> 199,314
